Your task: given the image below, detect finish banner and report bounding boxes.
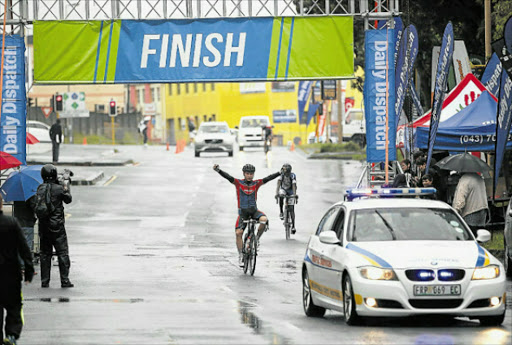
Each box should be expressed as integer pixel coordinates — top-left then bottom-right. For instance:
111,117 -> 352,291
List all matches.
364,28 -> 396,163
0,35 -> 26,165
426,22 -> 454,173
34,17 -> 354,84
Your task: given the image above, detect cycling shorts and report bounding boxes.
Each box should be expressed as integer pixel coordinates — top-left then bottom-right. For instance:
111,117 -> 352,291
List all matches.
235,208 -> 266,230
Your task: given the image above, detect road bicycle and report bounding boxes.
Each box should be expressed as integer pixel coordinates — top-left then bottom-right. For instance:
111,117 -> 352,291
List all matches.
263,135 -> 272,154
282,195 -> 297,240
241,218 -> 265,276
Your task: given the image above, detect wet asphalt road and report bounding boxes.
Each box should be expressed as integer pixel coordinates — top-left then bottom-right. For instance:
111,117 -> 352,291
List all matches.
20,144 -> 511,345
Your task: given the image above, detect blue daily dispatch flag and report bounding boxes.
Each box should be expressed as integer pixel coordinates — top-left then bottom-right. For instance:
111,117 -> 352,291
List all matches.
297,81 -> 312,119
409,84 -> 424,115
481,53 -> 502,96
395,25 -> 419,127
494,70 -> 512,199
0,35 -> 26,165
306,103 -> 321,126
364,28 -> 396,163
426,22 -> 454,173
378,17 -> 403,68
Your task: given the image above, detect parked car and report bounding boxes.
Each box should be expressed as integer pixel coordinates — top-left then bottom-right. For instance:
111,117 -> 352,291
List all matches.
237,115 -> 270,151
504,201 -> 512,277
194,121 -> 234,157
302,189 -> 506,326
26,120 -> 65,144
343,108 -> 366,147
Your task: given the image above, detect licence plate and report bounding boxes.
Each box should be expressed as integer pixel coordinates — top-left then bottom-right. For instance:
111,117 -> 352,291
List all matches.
413,284 -> 461,296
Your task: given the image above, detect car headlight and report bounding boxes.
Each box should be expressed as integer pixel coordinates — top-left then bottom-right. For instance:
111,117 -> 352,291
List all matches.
472,265 -> 500,280
359,266 -> 397,281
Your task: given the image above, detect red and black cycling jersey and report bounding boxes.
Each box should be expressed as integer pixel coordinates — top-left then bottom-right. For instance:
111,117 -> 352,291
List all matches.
216,168 -> 280,211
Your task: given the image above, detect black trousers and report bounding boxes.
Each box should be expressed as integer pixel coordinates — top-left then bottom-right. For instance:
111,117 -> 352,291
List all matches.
0,280 -> 23,340
52,141 -> 60,162
40,229 -> 71,285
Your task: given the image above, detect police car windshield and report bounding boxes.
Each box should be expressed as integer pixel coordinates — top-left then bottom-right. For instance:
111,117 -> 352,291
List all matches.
349,208 -> 472,242
199,125 -> 228,133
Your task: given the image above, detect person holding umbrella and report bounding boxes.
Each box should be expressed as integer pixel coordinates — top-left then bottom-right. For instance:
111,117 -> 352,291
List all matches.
0,165 -> 44,266
437,153 -> 491,234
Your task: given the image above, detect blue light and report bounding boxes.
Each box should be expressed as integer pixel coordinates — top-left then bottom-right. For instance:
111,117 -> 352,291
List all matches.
345,188 -> 437,201
415,270 -> 435,281
439,271 -> 454,278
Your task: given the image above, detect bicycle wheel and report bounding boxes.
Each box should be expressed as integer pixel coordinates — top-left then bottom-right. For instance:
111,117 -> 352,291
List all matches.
249,235 -> 257,276
243,235 -> 250,274
284,208 -> 290,240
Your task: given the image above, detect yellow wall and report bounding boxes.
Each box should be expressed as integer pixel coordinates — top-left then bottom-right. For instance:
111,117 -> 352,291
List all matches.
164,82 -> 307,145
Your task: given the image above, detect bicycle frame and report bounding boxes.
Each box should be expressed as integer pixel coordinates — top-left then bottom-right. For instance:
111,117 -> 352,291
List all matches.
242,219 -> 258,275
283,195 -> 296,240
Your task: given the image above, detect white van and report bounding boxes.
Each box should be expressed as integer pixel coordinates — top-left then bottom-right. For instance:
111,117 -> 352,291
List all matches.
237,115 -> 271,151
343,108 -> 366,147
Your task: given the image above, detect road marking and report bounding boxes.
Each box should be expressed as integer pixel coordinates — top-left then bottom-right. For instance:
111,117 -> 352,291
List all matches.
103,175 -> 118,186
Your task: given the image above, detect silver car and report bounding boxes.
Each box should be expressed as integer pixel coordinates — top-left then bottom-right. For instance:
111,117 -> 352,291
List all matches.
194,121 -> 234,157
504,202 -> 512,277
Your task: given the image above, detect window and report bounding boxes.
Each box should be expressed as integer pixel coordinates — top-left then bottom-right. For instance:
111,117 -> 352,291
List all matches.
316,206 -> 340,235
155,88 -> 160,101
211,83 -> 215,91
335,208 -> 346,242
193,83 -> 198,93
203,115 -> 207,122
211,114 -> 216,121
150,88 -> 155,102
177,84 -> 181,95
168,84 -> 173,96
202,83 -> 207,92
185,83 -> 189,93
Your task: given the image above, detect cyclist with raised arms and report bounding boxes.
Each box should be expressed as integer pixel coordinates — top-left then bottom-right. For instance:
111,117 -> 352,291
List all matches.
213,164 -> 280,267
275,163 -> 298,234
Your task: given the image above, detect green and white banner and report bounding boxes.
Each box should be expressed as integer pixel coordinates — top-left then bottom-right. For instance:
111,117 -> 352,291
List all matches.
34,17 -> 354,84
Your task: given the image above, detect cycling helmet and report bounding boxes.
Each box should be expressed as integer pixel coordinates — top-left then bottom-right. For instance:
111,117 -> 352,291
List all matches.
41,164 -> 57,181
242,164 -> 256,173
282,163 -> 292,174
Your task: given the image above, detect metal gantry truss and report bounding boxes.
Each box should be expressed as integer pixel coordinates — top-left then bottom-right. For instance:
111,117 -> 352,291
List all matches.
1,0 -> 399,34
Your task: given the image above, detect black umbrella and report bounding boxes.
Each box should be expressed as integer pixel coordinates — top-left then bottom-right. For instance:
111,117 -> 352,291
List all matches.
435,153 -> 491,177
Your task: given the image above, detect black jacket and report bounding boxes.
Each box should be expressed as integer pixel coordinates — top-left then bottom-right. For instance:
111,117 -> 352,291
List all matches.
0,211 -> 34,283
13,196 -> 37,228
49,123 -> 63,143
37,181 -> 72,232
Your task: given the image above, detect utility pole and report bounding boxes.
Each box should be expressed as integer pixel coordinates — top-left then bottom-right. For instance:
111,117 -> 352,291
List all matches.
485,0 -> 492,62
337,80 -> 343,142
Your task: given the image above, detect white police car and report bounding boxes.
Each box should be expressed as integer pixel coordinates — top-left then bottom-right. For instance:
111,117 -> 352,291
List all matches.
302,188 -> 506,325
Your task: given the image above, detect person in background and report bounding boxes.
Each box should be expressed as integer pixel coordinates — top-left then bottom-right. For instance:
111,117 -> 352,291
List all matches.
0,195 -> 34,345
420,174 -> 438,200
452,172 -> 489,234
49,119 -> 63,163
13,195 -> 37,270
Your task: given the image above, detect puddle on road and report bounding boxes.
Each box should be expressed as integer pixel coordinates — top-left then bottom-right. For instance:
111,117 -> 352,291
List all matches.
26,298 -> 144,304
237,300 -> 292,344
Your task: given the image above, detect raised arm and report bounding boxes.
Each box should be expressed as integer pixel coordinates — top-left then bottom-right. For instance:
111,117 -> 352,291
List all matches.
213,164 -> 235,184
263,171 -> 281,184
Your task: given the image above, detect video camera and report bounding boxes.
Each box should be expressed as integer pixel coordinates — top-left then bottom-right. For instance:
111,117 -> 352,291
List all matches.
57,169 -> 74,190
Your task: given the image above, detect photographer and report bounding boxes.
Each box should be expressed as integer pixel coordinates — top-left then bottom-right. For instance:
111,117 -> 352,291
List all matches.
35,164 -> 73,288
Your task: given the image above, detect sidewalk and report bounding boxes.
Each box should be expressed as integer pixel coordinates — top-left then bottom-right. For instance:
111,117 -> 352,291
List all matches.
26,144 -> 135,186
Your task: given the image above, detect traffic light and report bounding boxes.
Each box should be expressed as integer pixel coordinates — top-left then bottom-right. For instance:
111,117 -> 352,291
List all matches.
109,100 -> 117,116
55,94 -> 63,111
28,97 -> 34,108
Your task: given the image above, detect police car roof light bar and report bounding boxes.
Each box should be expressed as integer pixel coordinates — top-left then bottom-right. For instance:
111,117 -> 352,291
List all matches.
345,188 -> 437,201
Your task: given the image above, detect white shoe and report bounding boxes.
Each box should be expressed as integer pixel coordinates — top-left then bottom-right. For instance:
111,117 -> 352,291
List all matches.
238,254 -> 244,267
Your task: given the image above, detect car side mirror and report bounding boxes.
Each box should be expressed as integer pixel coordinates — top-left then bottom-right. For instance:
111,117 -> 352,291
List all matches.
476,229 -> 491,243
319,231 -> 340,245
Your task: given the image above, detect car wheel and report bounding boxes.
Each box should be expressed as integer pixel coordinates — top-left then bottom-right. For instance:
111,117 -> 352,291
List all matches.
343,274 -> 361,325
478,311 -> 505,326
228,150 -> 233,157
239,146 -> 244,151
505,240 -> 512,277
194,151 -> 200,157
302,268 -> 326,317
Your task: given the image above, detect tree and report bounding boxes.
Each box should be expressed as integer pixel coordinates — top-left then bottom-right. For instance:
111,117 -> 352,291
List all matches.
492,0 -> 512,40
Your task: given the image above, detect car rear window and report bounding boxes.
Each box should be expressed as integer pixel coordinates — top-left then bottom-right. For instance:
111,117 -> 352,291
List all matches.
199,125 -> 228,133
348,208 -> 473,242
241,119 -> 268,128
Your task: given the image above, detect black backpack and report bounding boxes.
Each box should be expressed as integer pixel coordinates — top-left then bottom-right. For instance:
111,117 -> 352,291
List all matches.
34,183 -> 53,219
